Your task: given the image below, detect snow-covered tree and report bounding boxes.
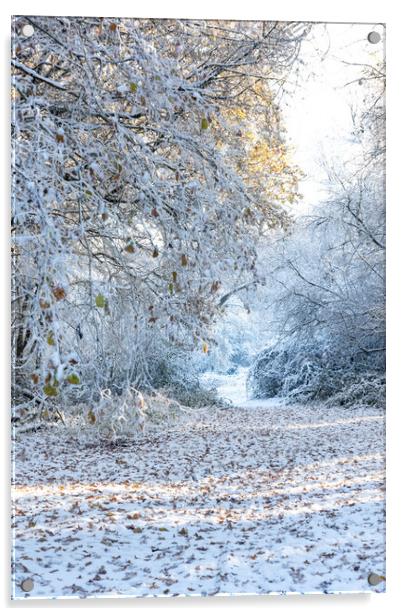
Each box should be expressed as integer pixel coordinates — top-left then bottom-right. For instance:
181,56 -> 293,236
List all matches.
11,16 -> 306,414
248,56 -> 385,406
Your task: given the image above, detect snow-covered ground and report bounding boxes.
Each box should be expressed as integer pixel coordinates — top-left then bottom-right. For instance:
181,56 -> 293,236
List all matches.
12,400 -> 385,599
201,367 -> 283,409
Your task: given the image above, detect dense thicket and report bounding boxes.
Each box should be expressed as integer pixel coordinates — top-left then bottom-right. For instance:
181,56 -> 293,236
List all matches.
248,58 -> 385,407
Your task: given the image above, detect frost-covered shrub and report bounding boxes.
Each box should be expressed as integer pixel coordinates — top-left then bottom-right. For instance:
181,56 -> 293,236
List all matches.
84,387 -> 147,441
248,343 -> 325,401
326,373 -> 386,408
148,345 -> 219,408
62,386 -> 192,444
167,384 -> 219,409
248,338 -> 385,408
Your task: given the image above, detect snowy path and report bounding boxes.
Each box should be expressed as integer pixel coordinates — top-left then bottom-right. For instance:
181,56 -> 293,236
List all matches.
12,403 -> 385,599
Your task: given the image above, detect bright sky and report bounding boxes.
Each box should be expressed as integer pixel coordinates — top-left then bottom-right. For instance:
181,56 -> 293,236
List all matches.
282,22 -> 385,213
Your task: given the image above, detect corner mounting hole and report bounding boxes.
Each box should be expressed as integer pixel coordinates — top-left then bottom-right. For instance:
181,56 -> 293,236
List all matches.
367,31 -> 381,44
368,572 -> 385,586
21,578 -> 34,592
22,24 -> 34,38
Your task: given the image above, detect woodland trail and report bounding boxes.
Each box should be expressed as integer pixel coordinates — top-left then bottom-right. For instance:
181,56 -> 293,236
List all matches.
12,403 -> 385,598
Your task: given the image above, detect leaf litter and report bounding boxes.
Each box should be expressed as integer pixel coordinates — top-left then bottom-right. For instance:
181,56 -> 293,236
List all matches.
11,403 -> 385,598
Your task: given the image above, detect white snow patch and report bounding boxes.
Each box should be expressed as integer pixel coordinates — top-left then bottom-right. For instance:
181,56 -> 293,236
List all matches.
201,367 -> 285,409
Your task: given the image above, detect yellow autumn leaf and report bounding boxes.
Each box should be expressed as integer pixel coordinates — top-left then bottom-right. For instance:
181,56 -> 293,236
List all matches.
95,293 -> 106,308
43,384 -> 58,397
66,373 -> 80,385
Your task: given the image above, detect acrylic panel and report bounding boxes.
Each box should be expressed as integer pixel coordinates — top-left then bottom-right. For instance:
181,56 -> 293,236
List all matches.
11,16 -> 385,599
